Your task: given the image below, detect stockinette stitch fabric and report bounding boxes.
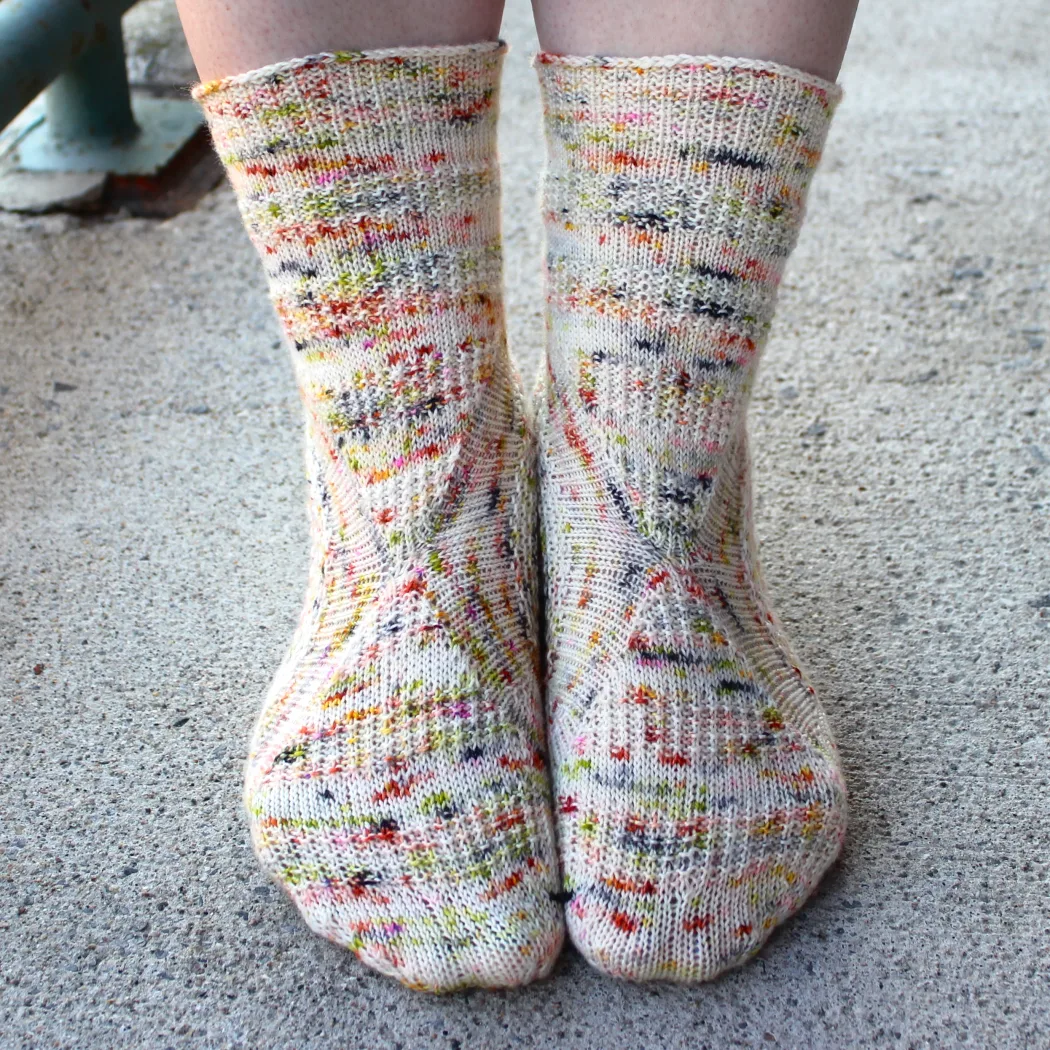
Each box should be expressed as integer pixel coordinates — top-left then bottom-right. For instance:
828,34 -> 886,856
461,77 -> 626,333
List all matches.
193,42 -> 564,992
534,52 -> 848,981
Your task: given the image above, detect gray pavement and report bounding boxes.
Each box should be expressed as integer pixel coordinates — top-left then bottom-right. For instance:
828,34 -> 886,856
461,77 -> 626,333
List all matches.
1,0 -> 1048,1047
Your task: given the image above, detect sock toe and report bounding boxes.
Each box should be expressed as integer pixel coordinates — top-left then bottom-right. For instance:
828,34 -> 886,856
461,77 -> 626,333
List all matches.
561,746 -> 846,982
294,870 -> 564,991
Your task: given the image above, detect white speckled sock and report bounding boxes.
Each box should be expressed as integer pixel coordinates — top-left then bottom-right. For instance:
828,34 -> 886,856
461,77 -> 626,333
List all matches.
535,52 -> 848,982
195,43 -> 564,992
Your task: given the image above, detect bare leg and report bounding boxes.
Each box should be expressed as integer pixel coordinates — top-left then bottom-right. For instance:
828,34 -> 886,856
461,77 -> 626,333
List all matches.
176,0 -> 506,81
531,0 -> 858,80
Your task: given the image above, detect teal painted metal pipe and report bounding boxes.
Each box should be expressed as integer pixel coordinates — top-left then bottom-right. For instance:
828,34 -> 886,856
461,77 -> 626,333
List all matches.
0,0 -> 137,130
46,11 -> 137,143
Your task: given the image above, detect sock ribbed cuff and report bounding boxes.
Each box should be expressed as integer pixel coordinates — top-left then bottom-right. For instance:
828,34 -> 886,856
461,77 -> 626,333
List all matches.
532,51 -> 839,96
193,40 -> 506,98
532,51 -> 840,210
192,42 -> 507,182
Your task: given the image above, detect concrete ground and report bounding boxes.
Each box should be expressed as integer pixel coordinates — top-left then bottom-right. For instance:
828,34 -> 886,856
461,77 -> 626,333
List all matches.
1,0 -> 1048,1046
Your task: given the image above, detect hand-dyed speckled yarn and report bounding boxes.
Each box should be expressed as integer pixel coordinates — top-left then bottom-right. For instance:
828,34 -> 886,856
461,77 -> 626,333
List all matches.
194,42 -> 564,992
534,52 -> 848,982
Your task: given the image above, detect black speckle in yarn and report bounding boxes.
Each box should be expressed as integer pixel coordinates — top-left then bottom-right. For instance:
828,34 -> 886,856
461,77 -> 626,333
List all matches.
706,146 -> 769,171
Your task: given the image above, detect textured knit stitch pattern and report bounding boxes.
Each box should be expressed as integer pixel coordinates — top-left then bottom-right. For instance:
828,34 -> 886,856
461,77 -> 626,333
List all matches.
534,53 -> 848,982
194,43 -> 564,992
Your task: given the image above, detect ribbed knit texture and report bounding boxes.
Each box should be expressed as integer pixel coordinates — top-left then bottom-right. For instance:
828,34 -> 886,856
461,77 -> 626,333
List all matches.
535,53 -> 847,981
194,43 -> 563,992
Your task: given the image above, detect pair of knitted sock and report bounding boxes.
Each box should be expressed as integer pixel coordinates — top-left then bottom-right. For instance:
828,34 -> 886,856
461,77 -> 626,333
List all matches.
195,40 -> 846,992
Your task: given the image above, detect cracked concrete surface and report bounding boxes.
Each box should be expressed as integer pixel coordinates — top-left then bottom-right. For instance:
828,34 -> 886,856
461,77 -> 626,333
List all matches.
0,0 -> 1047,1047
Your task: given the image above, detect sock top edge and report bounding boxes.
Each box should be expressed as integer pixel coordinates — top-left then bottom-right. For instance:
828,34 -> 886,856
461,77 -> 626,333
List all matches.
532,51 -> 841,100
192,40 -> 506,101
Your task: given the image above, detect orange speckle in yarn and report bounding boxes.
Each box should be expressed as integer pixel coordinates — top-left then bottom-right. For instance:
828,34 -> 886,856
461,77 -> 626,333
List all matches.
603,874 -> 657,896
611,911 -> 640,933
658,750 -> 690,767
482,870 -> 524,900
492,808 -> 526,832
624,684 -> 657,705
684,914 -> 713,933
